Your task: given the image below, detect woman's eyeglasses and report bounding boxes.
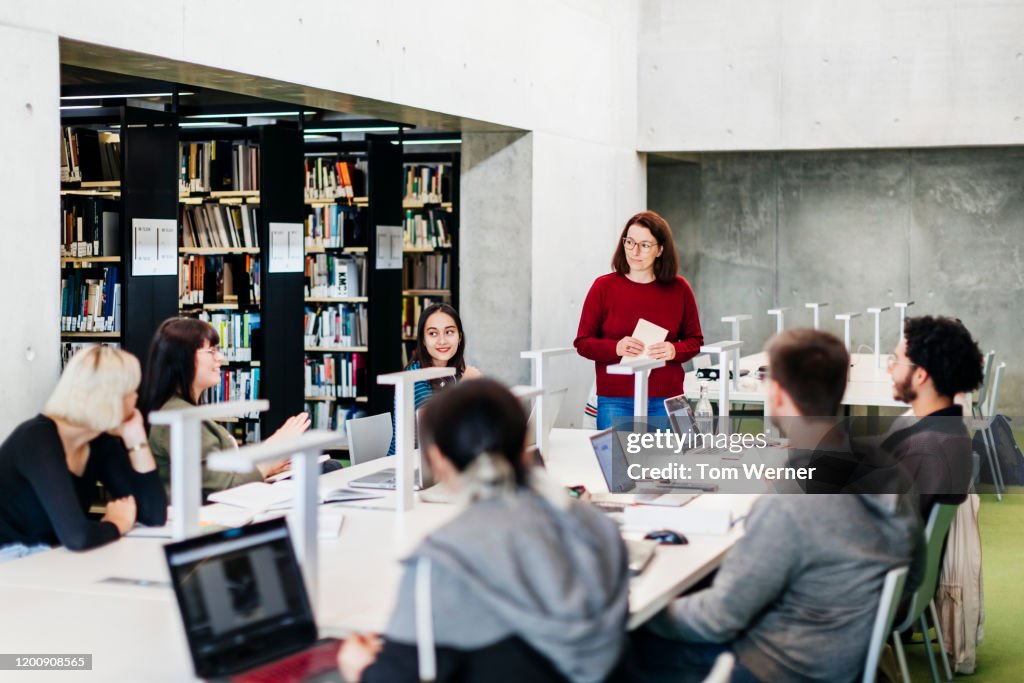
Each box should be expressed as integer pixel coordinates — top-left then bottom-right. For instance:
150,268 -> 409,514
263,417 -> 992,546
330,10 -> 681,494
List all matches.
622,237 -> 657,254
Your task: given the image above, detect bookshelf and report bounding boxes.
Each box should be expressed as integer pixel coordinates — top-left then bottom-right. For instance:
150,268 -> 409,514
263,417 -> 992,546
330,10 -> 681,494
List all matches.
400,153 -> 460,362
59,106 -> 179,370
299,138 -> 402,430
177,124 -> 305,442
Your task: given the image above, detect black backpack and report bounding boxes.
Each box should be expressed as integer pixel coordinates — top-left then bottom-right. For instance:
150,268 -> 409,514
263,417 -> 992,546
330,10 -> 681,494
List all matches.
975,415 -> 1024,486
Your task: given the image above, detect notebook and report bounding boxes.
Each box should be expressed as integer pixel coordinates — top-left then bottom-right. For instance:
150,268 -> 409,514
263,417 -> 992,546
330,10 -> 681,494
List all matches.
164,518 -> 342,681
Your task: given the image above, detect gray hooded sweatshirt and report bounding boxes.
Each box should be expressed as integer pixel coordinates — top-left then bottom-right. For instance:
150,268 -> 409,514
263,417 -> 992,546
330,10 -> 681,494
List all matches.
651,493 -> 923,683
382,488 -> 630,683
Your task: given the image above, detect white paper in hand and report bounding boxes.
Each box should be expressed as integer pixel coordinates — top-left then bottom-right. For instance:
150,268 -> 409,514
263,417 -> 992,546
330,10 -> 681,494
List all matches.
625,318 -> 669,364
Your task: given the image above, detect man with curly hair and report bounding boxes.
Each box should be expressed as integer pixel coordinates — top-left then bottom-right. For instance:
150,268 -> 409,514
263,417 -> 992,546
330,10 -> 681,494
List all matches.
883,315 -> 983,517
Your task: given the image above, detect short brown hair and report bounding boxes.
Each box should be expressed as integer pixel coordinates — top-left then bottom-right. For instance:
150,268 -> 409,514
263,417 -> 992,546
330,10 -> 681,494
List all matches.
766,329 -> 849,417
611,211 -> 679,284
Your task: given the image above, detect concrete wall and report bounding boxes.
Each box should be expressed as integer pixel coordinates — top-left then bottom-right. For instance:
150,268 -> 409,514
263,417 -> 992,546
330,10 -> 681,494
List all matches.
639,0 -> 1024,151
649,148 -> 1024,414
0,25 -> 62,437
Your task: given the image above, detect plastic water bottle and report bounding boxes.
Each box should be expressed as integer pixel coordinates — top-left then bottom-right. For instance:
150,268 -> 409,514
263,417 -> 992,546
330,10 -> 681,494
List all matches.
694,382 -> 715,434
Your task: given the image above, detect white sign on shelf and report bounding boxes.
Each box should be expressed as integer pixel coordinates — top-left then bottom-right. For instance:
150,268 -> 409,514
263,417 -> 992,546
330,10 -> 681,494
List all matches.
269,222 -> 304,273
376,224 -> 403,270
131,218 -> 177,276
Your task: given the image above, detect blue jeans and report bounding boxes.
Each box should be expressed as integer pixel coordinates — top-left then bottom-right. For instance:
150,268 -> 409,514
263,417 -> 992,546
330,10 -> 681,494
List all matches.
596,396 -> 669,430
630,628 -> 761,683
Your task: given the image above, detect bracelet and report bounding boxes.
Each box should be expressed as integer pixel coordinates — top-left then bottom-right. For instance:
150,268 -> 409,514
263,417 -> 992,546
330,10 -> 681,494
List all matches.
128,441 -> 150,455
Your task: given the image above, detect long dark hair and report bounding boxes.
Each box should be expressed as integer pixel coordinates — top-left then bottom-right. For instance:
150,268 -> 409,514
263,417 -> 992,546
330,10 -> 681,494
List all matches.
610,210 -> 680,284
411,303 -> 467,388
420,378 -> 529,488
138,317 -> 219,423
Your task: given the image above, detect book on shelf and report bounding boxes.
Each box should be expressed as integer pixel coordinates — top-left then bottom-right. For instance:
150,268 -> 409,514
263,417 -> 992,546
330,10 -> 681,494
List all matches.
304,304 -> 368,348
179,254 -> 261,307
305,399 -> 364,434
61,341 -> 121,367
179,140 -> 260,193
60,195 -> 120,258
60,266 -> 121,333
201,366 -> 261,413
304,253 -> 363,298
403,253 -> 450,290
181,203 -> 260,250
69,128 -> 121,183
60,126 -> 81,183
303,157 -> 366,200
403,208 -> 451,249
190,311 -> 262,362
304,203 -> 366,249
403,163 -> 451,204
401,295 -> 447,339
304,352 -> 366,399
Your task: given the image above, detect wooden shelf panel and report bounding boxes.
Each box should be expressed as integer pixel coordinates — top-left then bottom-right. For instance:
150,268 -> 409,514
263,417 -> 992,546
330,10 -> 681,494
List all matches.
304,296 -> 368,304
304,346 -> 369,353
180,247 -> 261,255
61,256 -> 121,265
402,200 -> 453,210
403,289 -> 451,296
60,331 -> 121,339
304,395 -> 369,402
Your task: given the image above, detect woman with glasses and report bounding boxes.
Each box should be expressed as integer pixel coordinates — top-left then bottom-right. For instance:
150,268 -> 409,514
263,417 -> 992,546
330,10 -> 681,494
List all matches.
0,346 -> 167,559
388,303 -> 481,455
138,317 -> 310,496
574,211 -> 704,429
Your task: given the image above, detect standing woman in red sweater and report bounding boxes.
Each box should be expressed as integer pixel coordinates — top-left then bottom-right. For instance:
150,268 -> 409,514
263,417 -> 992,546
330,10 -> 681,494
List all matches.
574,211 -> 704,429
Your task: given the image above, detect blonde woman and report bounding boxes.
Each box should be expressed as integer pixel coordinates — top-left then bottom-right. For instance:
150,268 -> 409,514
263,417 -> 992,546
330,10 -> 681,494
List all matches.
0,346 -> 167,559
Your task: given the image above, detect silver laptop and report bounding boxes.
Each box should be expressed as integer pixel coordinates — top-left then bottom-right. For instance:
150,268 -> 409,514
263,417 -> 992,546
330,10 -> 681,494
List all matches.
663,394 -> 716,454
348,449 -> 435,490
588,428 -> 701,506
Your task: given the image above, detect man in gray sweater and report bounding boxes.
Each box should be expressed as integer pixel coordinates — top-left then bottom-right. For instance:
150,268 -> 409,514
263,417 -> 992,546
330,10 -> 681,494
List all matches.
638,329 -> 923,683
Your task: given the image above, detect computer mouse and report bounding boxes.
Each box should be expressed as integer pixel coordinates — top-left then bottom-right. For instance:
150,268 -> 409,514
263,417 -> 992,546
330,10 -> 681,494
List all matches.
644,529 -> 689,545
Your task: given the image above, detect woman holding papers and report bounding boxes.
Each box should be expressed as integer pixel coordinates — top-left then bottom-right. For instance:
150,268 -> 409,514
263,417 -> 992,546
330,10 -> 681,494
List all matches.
139,317 -> 310,497
339,379 -> 630,682
387,302 -> 481,455
0,346 -> 167,558
574,211 -> 704,429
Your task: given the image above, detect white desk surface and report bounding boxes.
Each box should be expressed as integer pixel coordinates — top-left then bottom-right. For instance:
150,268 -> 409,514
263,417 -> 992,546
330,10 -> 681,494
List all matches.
0,428 -> 756,679
684,351 -> 907,409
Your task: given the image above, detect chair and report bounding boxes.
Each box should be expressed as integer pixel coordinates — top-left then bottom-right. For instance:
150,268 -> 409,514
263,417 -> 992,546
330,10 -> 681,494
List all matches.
976,361 -> 1007,500
892,503 -> 959,683
702,652 -> 735,683
971,351 -> 995,419
863,566 -> 910,683
347,412 -> 393,466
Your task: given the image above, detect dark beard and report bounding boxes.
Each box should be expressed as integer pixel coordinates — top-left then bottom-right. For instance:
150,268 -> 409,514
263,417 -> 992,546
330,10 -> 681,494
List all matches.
893,373 -> 917,403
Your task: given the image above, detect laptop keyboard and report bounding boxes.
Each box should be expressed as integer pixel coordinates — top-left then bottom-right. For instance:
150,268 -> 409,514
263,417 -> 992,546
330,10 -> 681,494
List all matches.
231,639 -> 341,683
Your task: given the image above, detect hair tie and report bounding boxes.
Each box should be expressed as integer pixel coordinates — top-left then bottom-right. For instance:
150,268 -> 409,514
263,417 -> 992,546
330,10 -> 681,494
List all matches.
457,451 -> 516,504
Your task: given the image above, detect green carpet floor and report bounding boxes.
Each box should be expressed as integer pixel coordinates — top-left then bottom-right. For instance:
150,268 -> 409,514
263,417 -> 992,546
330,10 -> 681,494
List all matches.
903,488 -> 1023,681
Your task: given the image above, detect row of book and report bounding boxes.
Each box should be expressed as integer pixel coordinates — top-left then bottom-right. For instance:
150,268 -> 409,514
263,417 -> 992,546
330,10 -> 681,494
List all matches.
304,158 -> 366,200
60,195 -> 120,258
61,341 -> 120,368
304,401 -> 363,434
304,204 -> 365,249
60,267 -> 121,332
305,254 -> 363,299
61,127 -> 121,184
401,295 -> 447,339
304,304 -> 368,348
181,203 -> 261,250
403,163 -> 451,204
179,141 -> 260,193
403,253 -> 451,290
200,368 -> 261,417
404,209 -> 451,249
192,311 -> 262,362
179,255 -> 261,307
304,353 -> 367,398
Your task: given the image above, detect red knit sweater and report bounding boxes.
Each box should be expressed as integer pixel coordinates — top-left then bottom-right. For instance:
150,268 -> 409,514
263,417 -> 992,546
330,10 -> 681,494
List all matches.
574,273 -> 704,397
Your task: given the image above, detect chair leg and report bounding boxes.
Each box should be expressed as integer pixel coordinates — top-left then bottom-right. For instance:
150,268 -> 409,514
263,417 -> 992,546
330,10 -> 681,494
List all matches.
929,601 -> 954,681
893,632 -> 912,683
920,615 -> 941,683
982,427 -> 1003,501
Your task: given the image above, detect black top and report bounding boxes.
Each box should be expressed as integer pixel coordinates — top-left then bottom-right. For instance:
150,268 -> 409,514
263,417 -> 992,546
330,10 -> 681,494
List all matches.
0,415 -> 167,550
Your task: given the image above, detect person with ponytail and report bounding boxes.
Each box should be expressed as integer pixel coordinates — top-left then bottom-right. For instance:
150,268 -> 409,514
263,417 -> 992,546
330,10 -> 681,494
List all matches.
338,379 -> 631,683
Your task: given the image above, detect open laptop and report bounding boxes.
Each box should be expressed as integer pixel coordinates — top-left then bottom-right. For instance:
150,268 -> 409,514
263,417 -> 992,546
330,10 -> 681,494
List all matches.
164,518 -> 341,682
348,448 -> 435,491
663,394 -> 716,454
588,428 -> 700,507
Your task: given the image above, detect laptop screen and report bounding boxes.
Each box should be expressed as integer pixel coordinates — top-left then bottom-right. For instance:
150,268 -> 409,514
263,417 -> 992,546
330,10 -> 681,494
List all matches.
663,394 -> 701,441
590,428 -> 636,493
164,518 -> 317,677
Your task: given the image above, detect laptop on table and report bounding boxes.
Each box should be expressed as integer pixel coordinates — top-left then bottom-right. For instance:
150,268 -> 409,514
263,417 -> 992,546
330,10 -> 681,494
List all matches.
164,518 -> 341,682
588,429 -> 701,510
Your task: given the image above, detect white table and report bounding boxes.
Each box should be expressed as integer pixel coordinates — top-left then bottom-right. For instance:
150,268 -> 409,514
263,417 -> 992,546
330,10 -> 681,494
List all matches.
684,352 -> 907,409
0,428 -> 755,680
